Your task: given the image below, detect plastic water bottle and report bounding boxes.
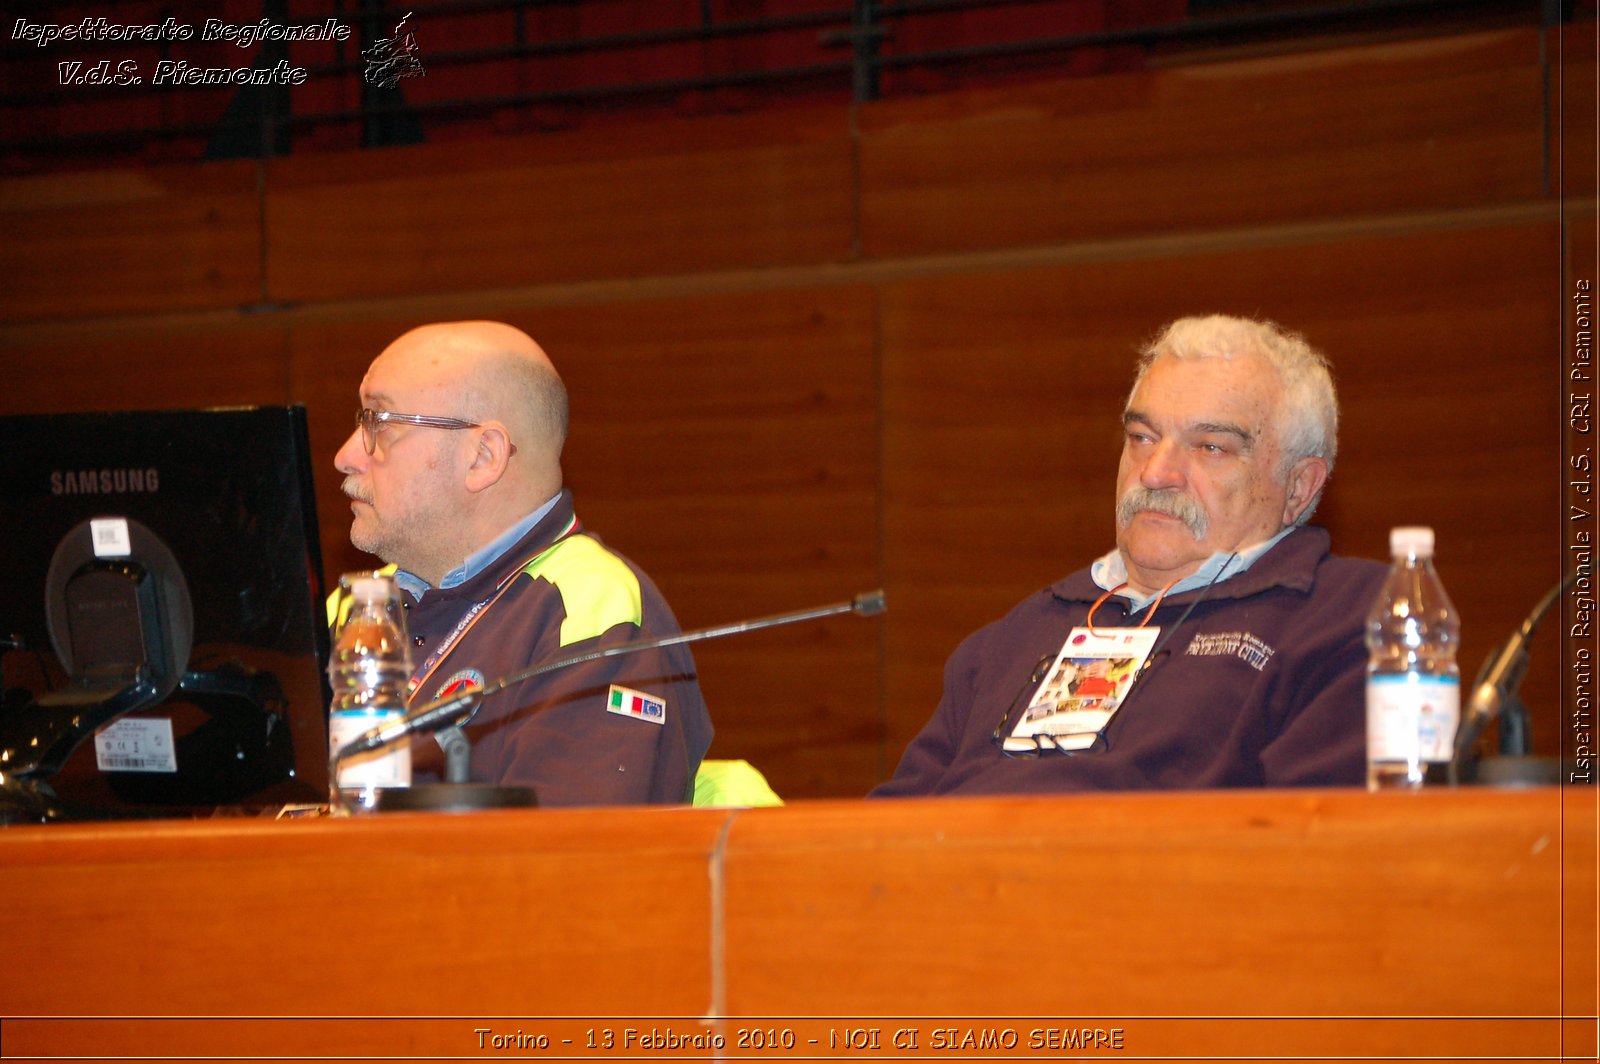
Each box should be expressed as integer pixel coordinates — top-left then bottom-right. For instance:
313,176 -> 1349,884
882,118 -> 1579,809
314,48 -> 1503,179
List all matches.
327,572 -> 413,811
1365,527 -> 1460,790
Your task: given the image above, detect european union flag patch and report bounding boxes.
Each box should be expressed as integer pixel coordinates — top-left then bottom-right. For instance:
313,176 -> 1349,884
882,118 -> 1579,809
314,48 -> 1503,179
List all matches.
607,684 -> 667,725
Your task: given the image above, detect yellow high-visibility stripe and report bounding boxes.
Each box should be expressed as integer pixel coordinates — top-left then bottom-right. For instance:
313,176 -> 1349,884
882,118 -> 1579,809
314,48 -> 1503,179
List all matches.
324,563 -> 400,629
521,534 -> 642,646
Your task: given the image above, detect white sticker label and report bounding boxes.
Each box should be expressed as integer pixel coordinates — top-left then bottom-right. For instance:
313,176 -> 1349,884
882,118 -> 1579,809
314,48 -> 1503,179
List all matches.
1366,674 -> 1460,763
89,517 -> 132,558
329,711 -> 412,788
95,717 -> 178,773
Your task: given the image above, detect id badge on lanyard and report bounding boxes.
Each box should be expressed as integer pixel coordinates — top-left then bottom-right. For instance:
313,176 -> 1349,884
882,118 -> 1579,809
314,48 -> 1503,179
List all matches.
1000,625 -> 1160,752
404,517 -> 581,703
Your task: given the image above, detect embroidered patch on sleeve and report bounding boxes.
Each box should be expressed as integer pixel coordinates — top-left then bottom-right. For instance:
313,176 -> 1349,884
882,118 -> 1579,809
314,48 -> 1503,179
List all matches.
435,668 -> 486,700
607,684 -> 667,725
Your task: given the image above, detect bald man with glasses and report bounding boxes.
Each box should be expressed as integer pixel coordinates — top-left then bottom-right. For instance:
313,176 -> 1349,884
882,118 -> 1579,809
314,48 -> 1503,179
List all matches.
333,321 -> 712,806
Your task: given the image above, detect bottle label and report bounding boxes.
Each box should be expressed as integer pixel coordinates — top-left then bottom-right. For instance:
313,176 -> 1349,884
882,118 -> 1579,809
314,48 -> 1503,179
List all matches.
1366,674 -> 1460,763
328,710 -> 412,788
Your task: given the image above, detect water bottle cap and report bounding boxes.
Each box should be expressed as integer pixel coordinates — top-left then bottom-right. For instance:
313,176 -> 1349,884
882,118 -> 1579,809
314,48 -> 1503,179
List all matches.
348,575 -> 392,603
1389,526 -> 1434,557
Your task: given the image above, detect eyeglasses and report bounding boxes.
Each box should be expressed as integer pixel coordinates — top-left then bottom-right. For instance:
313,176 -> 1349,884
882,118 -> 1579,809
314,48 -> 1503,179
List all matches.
990,654 -> 1108,758
997,728 -> 1108,757
355,408 -> 480,455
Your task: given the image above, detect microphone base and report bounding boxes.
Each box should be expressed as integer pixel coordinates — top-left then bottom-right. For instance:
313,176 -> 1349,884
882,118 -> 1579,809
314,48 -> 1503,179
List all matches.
373,782 -> 538,814
1459,755 -> 1564,788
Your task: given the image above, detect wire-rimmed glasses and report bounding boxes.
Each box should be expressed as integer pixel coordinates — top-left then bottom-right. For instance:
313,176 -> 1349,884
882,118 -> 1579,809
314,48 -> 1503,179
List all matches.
356,408 -> 480,454
990,654 -> 1108,757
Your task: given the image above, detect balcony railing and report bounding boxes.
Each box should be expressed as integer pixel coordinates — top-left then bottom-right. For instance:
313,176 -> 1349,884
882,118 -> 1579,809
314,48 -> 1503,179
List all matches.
0,0 -> 1557,174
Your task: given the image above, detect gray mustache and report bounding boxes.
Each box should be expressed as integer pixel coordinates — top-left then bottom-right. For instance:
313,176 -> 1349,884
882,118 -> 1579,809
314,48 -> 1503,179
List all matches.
342,477 -> 372,505
1116,487 -> 1208,540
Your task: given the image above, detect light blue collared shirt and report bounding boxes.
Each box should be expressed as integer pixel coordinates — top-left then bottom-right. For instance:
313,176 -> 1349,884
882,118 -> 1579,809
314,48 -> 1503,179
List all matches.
394,491 -> 564,601
1090,526 -> 1296,614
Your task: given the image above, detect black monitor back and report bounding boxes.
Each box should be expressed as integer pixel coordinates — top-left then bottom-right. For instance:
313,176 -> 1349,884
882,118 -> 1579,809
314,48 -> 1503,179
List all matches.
0,406 -> 331,818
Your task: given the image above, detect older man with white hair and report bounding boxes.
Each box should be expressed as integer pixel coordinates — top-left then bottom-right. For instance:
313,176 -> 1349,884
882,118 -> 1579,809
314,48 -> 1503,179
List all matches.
873,315 -> 1388,796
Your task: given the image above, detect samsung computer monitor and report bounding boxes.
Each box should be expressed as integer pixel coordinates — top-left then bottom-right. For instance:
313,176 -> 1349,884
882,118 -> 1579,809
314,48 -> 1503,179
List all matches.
0,406 -> 331,821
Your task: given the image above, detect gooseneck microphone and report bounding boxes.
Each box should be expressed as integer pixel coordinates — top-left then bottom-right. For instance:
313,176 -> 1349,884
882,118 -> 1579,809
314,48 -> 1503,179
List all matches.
1450,570 -> 1576,781
334,589 -> 887,766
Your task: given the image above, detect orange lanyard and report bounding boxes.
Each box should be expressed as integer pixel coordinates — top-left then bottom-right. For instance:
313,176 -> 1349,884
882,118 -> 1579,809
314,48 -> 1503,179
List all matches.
406,514 -> 581,703
1085,580 -> 1176,636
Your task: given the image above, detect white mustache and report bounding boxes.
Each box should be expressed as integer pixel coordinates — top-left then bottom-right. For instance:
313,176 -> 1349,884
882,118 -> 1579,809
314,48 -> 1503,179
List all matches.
342,477 -> 372,506
1117,487 -> 1208,540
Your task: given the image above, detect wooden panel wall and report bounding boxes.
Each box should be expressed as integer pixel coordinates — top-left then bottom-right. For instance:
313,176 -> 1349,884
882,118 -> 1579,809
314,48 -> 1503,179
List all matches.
0,323 -> 288,412
264,108 -> 857,303
0,24 -> 1587,799
0,164 -> 264,322
858,30 -> 1545,258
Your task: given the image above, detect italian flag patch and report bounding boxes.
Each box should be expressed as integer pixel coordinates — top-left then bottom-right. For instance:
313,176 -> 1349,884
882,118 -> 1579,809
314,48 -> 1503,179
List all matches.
607,684 -> 666,725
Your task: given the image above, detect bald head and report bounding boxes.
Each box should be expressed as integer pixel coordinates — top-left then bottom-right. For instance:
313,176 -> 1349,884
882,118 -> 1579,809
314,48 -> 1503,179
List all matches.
375,321 -> 569,467
335,320 -> 571,584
